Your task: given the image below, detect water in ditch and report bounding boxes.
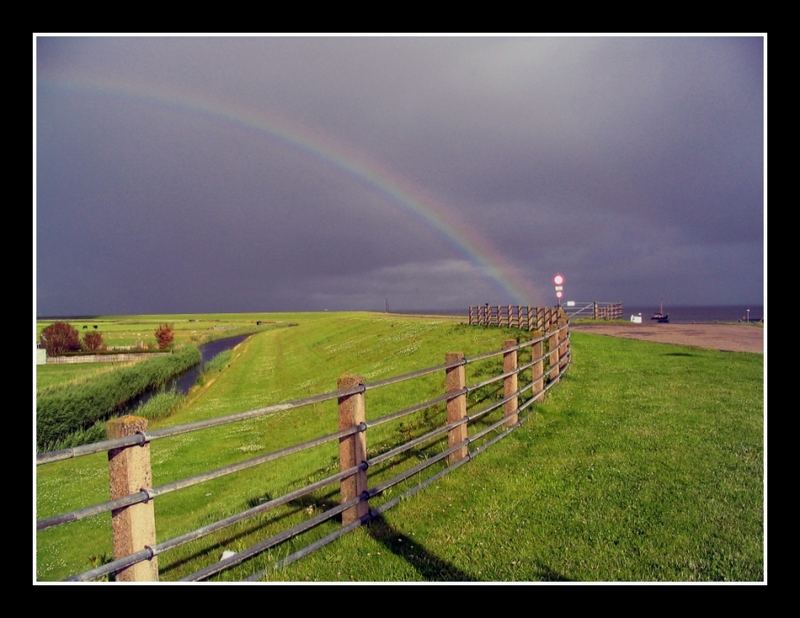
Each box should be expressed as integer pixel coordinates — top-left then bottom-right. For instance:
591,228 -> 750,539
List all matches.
123,334 -> 249,413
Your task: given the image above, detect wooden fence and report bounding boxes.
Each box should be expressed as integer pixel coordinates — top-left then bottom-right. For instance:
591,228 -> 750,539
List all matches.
467,305 -> 568,330
36,319 -> 571,582
562,301 -> 624,321
591,302 -> 623,320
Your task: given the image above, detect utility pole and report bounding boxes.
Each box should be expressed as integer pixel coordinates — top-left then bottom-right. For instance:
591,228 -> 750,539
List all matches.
385,297 -> 389,314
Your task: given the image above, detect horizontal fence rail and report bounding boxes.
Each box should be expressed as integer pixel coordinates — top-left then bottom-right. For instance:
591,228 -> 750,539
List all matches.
37,320 -> 571,582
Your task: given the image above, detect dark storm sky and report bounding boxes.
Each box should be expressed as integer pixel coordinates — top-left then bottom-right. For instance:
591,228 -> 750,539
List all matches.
36,36 -> 764,315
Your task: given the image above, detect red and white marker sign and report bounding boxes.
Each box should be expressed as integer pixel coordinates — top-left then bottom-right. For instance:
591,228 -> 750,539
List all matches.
553,273 -> 565,304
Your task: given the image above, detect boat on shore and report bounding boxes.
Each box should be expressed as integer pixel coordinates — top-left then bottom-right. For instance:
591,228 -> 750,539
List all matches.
651,302 -> 669,323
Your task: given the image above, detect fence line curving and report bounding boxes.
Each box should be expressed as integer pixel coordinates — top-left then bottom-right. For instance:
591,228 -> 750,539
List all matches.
37,318 -> 572,582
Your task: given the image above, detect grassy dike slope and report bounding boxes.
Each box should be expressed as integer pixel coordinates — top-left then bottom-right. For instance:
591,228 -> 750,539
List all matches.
274,331 -> 763,582
36,312 -> 763,581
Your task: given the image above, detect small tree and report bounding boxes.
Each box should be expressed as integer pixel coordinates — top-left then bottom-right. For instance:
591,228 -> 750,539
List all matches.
40,322 -> 81,356
154,324 -> 174,350
82,331 -> 104,352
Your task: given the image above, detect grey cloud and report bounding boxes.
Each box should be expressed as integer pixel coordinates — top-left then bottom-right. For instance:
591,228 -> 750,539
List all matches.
36,36 -> 763,314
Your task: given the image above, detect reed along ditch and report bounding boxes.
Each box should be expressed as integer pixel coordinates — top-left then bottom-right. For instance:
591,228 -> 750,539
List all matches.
37,335 -> 249,450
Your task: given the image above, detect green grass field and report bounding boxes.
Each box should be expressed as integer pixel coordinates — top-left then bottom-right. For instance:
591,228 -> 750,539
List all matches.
36,313 -> 293,348
35,312 -> 763,582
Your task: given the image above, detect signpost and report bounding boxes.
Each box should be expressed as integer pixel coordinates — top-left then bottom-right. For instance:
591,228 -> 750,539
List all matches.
553,273 -> 565,307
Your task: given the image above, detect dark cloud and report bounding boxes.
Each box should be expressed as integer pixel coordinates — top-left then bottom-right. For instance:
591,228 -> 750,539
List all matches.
36,36 -> 763,314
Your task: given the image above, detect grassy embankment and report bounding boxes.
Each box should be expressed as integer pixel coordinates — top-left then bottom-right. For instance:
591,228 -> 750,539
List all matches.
35,312 -> 763,581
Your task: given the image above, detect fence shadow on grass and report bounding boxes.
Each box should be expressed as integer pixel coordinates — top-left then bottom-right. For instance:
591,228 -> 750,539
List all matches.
362,514 -> 475,581
531,560 -> 572,581
285,494 -> 475,582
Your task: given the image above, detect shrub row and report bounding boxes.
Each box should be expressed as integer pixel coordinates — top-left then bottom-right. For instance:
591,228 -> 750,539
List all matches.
37,346 -> 200,450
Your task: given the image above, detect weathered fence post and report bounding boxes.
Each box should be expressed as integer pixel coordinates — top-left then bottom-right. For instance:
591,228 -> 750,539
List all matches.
548,325 -> 560,383
445,352 -> 469,465
532,337 -> 544,398
106,415 -> 158,581
338,374 -> 368,526
503,339 -> 518,427
560,320 -> 571,367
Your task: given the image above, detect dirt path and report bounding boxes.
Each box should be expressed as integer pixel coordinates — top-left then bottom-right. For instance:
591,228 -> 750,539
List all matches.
573,323 -> 763,353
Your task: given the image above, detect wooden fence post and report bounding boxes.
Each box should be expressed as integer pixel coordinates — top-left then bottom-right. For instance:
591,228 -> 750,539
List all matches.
106,415 -> 158,581
548,326 -> 560,382
445,352 -> 469,465
338,374 -> 368,526
532,338 -> 544,398
560,321 -> 571,367
503,339 -> 518,427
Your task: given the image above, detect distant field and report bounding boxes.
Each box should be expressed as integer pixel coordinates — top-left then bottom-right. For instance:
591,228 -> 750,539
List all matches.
35,311 -> 763,582
36,313 -> 292,348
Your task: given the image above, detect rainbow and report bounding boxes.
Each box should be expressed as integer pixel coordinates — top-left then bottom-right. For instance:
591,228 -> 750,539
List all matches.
38,74 -> 543,304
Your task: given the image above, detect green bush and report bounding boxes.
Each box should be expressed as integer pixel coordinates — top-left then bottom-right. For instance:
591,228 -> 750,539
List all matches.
37,346 -> 200,450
